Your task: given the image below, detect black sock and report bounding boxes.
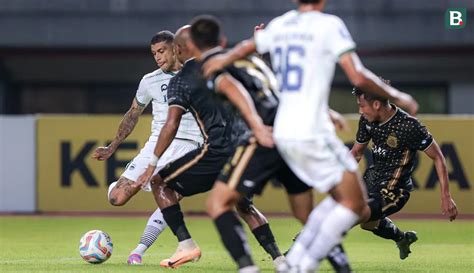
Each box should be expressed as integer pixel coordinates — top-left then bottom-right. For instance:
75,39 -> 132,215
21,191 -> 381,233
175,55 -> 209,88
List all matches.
214,211 -> 254,269
252,223 -> 281,260
327,244 -> 352,273
161,204 -> 191,242
372,217 -> 404,242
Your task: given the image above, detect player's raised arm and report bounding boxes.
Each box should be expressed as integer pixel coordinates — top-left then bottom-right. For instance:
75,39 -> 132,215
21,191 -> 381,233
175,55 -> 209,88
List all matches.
203,39 -> 257,78
215,73 -> 274,148
423,140 -> 458,221
92,97 -> 146,161
339,52 -> 419,116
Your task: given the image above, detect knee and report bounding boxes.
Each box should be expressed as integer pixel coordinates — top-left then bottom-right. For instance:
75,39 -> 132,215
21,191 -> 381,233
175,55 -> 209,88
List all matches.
293,210 -> 309,224
107,183 -> 129,206
108,191 -> 126,206
206,194 -> 222,218
206,185 -> 234,219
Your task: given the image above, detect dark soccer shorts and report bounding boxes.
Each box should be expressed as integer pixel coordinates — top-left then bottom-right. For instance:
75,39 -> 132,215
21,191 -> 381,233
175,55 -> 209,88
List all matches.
367,186 -> 411,221
217,138 -> 311,196
158,144 -> 230,197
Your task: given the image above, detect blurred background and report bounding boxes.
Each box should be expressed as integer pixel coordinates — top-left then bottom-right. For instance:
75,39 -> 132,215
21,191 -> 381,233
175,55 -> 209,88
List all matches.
0,0 -> 473,215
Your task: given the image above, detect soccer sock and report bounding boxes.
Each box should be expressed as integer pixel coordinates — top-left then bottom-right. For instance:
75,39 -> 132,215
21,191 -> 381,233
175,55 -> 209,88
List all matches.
327,244 -> 352,273
286,196 -> 337,267
371,217 -> 405,242
161,204 -> 191,242
251,223 -> 282,260
303,204 -> 359,271
214,211 -> 254,269
131,208 -> 168,255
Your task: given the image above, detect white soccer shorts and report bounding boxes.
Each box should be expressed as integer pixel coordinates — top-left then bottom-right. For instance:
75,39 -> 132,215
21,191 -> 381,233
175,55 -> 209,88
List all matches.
121,138 -> 200,192
275,136 -> 358,193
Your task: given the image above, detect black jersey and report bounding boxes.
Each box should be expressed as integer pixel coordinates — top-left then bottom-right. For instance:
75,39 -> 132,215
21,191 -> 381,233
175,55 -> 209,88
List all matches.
167,58 -> 235,154
356,105 -> 433,191
206,52 -> 280,127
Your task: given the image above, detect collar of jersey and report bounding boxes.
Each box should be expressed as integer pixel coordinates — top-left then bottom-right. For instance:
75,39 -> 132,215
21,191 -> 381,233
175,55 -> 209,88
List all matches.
378,104 -> 399,126
163,70 -> 178,76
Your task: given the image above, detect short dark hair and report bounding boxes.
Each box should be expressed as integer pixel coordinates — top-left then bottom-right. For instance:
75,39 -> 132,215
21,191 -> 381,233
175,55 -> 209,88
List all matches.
150,30 -> 174,45
190,15 -> 221,50
298,0 -> 322,3
352,77 -> 391,104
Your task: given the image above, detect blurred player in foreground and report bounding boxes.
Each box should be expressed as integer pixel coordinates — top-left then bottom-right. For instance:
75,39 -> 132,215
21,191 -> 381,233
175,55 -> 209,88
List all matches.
203,0 -> 419,271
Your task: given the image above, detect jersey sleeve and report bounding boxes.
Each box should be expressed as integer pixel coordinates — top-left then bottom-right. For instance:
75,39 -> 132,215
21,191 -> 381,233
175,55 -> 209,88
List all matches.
254,20 -> 277,54
407,118 -> 434,151
326,16 -> 356,60
135,78 -> 152,107
356,115 -> 371,144
167,75 -> 191,111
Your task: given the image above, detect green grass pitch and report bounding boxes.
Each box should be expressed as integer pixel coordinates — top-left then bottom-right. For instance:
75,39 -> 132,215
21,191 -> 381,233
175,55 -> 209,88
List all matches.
0,216 -> 472,272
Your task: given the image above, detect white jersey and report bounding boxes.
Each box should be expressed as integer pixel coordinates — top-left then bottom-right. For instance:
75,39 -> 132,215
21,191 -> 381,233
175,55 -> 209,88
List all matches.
255,10 -> 356,140
136,69 -> 203,143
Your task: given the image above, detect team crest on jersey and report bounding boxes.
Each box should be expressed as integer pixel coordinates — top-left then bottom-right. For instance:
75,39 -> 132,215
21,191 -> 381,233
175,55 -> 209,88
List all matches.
386,133 -> 398,148
161,84 -> 168,92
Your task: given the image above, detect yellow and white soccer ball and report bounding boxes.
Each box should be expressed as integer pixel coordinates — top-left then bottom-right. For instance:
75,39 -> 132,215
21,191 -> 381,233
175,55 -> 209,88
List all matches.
78,230 -> 113,264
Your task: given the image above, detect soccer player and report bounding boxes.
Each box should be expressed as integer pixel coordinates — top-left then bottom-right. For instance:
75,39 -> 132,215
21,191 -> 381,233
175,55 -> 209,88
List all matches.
352,82 -> 458,259
203,0 -> 419,271
135,25 -> 286,270
92,31 -> 203,264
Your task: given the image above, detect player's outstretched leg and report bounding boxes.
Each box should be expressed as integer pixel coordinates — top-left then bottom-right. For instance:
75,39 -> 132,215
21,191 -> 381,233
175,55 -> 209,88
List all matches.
127,207 -> 168,265
151,178 -> 201,268
235,197 -> 286,268
207,182 -> 259,273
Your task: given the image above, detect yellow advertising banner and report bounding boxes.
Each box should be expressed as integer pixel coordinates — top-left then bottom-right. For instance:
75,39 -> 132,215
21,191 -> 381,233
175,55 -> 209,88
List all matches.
37,115 -> 474,216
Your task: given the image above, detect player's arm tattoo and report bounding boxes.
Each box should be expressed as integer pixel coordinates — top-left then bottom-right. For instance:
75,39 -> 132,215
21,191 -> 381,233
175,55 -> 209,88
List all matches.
109,98 -> 146,150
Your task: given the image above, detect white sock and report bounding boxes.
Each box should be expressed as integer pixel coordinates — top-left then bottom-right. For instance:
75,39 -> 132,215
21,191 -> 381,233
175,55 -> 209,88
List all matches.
273,255 -> 286,268
286,197 -> 337,267
303,204 -> 359,271
107,181 -> 117,201
131,208 -> 168,255
179,238 -> 198,250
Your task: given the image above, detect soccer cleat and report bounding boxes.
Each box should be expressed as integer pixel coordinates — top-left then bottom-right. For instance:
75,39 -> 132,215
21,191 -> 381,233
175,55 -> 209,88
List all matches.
127,253 -> 142,265
159,246 -> 201,268
396,231 -> 418,260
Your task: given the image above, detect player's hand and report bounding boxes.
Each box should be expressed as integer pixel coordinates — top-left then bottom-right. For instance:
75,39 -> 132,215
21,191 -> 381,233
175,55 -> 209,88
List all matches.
254,23 -> 265,34
441,195 -> 458,221
394,93 -> 419,116
254,126 -> 274,148
203,54 -> 228,78
92,146 -> 114,161
134,166 -> 156,189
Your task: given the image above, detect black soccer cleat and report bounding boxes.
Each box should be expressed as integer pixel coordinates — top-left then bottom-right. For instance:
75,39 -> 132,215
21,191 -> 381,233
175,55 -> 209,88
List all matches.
396,231 -> 418,260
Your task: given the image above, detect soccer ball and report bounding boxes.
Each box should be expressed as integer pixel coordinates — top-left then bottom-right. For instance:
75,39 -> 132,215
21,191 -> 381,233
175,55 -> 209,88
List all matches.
79,230 -> 113,264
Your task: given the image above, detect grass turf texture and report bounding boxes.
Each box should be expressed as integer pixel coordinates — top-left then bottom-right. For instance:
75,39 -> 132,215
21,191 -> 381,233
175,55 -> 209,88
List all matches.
0,217 -> 472,272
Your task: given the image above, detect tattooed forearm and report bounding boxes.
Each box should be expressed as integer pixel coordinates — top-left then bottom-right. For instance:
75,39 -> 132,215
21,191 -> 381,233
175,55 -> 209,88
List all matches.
109,100 -> 145,150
